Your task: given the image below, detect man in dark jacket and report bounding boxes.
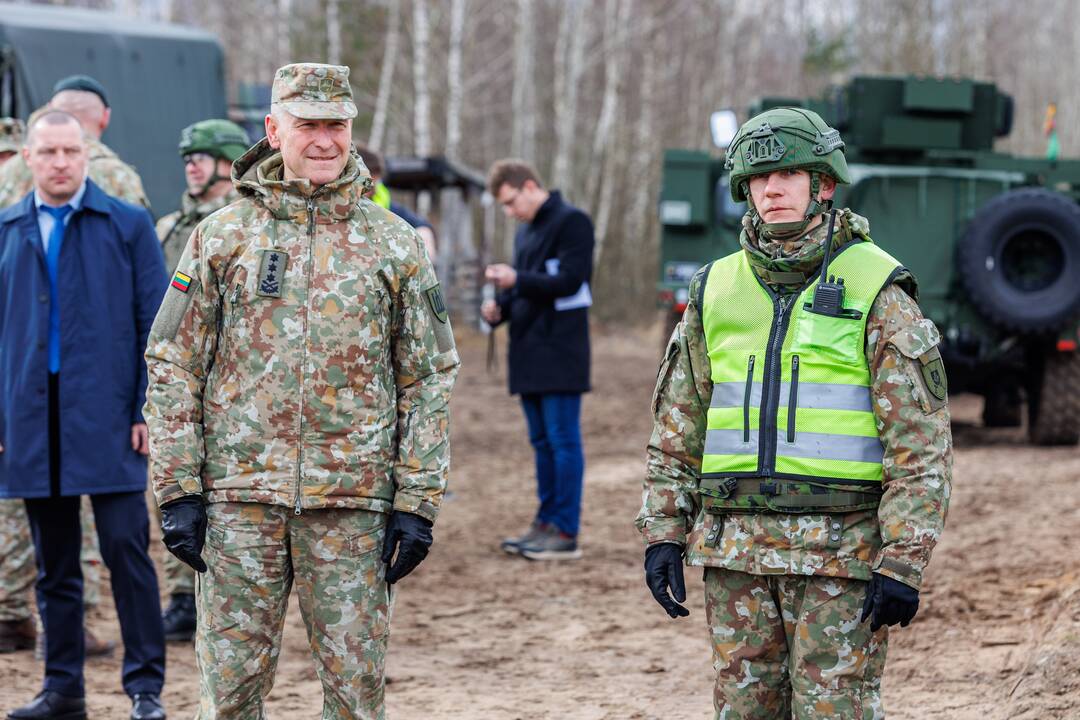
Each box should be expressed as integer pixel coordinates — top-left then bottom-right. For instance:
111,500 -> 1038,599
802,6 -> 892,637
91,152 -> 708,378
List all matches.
482,159 -> 594,560
0,110 -> 167,720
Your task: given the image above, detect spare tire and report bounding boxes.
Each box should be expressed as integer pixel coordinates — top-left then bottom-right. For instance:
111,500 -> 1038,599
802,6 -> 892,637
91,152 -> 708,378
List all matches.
958,188 -> 1080,333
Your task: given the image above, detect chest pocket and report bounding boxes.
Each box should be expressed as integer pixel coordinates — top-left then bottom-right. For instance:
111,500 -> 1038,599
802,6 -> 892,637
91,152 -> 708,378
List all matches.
790,310 -> 865,367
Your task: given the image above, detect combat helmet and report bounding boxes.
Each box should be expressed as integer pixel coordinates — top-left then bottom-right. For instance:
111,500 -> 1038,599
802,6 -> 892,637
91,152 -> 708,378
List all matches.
725,107 -> 850,238
178,119 -> 250,162
0,117 -> 25,154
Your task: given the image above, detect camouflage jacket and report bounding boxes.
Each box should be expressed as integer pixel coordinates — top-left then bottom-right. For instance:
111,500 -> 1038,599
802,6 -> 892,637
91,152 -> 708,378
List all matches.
636,209 -> 952,590
0,137 -> 150,210
156,189 -> 240,277
143,138 -> 459,521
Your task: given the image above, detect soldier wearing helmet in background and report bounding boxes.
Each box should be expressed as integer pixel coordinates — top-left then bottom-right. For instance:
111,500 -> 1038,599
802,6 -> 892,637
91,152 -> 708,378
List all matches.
637,107 -> 952,719
156,120 -> 250,277
153,119 -> 249,642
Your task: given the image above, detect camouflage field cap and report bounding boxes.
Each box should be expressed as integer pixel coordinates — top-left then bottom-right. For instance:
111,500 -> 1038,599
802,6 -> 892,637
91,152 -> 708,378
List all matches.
271,63 -> 357,120
0,118 -> 25,153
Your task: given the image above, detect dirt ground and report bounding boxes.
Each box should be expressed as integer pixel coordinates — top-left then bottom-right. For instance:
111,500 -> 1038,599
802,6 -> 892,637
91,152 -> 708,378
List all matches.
2,323 -> 1079,719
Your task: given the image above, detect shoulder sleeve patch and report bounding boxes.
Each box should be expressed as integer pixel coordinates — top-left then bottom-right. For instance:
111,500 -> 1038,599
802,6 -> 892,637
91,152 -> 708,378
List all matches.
888,318 -> 947,412
423,284 -> 454,353
152,271 -> 200,340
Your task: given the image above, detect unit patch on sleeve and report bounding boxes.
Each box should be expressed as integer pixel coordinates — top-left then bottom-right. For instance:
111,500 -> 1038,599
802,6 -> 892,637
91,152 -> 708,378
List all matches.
257,249 -> 288,298
425,284 -> 448,324
918,347 -> 948,411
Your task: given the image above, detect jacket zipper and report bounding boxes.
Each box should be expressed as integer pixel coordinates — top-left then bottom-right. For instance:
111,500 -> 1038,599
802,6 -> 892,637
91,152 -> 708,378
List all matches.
759,294 -> 795,475
742,355 -> 755,442
294,199 -> 317,516
787,355 -> 799,443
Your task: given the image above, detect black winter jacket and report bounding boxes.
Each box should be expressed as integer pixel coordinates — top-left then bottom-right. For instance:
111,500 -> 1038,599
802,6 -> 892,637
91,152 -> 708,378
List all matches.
494,191 -> 594,395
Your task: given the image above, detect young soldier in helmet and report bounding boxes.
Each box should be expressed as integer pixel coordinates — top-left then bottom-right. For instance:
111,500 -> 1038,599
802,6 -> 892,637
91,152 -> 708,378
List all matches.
156,120 -> 250,277
152,119 -> 249,641
637,107 -> 952,719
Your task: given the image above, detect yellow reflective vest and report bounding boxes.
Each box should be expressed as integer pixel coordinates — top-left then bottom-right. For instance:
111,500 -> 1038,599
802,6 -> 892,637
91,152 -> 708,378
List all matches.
698,241 -> 910,512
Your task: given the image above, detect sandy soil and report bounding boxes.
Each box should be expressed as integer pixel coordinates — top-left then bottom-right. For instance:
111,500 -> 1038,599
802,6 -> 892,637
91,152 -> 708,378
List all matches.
1,323 -> 1078,719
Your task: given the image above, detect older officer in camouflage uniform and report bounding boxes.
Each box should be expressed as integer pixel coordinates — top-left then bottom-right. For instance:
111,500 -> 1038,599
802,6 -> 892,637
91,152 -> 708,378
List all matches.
153,119 -> 248,642
0,75 -> 149,210
144,63 -> 459,719
637,108 -> 952,719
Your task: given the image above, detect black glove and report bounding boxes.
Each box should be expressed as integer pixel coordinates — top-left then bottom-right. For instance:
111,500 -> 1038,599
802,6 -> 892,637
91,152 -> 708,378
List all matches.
160,496 -> 208,573
644,542 -> 689,618
381,511 -> 433,585
860,572 -> 919,631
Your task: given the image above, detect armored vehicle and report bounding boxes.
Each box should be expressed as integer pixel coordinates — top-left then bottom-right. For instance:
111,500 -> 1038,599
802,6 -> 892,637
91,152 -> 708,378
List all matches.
658,75 -> 1080,445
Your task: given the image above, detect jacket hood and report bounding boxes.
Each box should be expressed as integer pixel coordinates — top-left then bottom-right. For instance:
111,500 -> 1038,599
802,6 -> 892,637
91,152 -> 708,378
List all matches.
230,137 -> 372,221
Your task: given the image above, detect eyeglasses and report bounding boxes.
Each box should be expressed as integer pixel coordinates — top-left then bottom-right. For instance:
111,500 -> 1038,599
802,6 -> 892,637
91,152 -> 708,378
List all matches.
182,152 -> 213,167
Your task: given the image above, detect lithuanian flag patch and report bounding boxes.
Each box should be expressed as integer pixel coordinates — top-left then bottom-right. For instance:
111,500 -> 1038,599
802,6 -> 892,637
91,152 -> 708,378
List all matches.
171,271 -> 192,293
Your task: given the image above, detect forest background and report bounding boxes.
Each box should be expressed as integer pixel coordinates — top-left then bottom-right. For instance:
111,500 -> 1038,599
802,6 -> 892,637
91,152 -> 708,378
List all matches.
22,0 -> 1080,322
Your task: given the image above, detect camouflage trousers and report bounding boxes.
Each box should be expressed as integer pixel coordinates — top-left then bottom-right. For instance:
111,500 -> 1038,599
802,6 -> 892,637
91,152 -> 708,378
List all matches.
151,503 -> 195,595
704,568 -> 888,720
0,496 -> 102,622
196,502 -> 392,720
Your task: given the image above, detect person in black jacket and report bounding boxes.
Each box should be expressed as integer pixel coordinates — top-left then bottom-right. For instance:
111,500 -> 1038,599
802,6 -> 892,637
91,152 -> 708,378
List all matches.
482,159 -> 594,561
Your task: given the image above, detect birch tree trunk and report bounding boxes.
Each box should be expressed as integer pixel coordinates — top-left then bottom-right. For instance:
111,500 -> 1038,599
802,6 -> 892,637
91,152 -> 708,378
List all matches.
326,0 -> 341,66
369,0 -> 401,150
510,0 -> 536,160
589,0 -> 632,265
413,0 -> 432,214
277,0 -> 293,69
445,0 -> 467,161
552,0 -> 587,194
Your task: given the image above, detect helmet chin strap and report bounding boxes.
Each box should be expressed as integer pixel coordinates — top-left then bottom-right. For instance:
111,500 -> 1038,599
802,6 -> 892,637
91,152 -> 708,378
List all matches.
746,171 -> 832,242
190,160 -> 229,200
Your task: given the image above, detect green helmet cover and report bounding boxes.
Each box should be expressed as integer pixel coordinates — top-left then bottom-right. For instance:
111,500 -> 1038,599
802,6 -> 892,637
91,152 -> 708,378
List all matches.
725,107 -> 850,203
178,119 -> 250,162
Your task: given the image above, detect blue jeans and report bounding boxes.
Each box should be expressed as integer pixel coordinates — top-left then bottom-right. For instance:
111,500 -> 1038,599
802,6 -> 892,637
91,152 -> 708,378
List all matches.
520,393 -> 585,537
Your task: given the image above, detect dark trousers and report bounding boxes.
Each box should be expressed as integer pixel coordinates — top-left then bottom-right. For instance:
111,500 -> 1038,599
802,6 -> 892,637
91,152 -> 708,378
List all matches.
22,373 -> 165,698
520,392 -> 585,536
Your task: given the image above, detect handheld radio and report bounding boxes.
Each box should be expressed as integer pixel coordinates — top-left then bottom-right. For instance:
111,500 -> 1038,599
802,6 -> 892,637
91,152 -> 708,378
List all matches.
807,209 -> 862,319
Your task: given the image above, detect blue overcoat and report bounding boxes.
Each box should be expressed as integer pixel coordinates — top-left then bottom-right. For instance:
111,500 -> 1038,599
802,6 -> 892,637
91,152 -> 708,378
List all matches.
0,180 -> 166,497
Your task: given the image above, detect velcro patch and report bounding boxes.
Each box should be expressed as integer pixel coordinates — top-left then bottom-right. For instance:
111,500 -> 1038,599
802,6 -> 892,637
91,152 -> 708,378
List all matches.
257,250 -> 288,298
425,284 -> 448,323
423,284 -> 454,353
918,348 -> 948,404
152,272 -> 198,340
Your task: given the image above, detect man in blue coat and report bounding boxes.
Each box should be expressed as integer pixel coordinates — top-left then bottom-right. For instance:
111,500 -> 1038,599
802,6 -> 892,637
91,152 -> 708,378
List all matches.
482,159 -> 594,561
0,110 -> 167,720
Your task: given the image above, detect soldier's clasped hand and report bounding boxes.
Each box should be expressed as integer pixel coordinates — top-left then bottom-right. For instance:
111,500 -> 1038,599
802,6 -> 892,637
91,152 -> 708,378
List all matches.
860,572 -> 920,631
160,495 -> 208,573
644,542 -> 689,618
381,511 -> 434,584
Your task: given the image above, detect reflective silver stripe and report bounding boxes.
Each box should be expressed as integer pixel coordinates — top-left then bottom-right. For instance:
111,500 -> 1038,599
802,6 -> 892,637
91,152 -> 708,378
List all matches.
704,428 -> 759,456
776,430 -> 884,464
777,382 -> 872,412
711,382 -> 762,409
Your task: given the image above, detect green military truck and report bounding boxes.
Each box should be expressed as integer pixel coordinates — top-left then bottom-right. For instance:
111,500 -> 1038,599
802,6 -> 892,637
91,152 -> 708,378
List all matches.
658,75 -> 1080,445
0,1 -> 227,214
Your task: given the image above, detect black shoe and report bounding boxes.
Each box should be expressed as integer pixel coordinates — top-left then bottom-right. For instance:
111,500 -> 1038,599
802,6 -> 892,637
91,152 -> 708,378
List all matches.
130,693 -> 165,720
518,526 -> 583,561
6,691 -> 87,720
162,593 -> 196,642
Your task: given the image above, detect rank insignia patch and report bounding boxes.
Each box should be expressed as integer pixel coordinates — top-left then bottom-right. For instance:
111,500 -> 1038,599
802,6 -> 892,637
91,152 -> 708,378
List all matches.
257,250 -> 288,298
171,271 -> 192,293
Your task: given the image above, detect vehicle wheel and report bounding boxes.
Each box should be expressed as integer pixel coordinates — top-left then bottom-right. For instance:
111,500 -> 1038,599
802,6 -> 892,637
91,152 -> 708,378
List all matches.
982,385 -> 1022,428
958,188 -> 1080,334
1028,351 -> 1080,445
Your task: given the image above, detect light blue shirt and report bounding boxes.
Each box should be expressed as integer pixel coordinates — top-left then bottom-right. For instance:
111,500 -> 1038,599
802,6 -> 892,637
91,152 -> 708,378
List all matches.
34,179 -> 87,253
